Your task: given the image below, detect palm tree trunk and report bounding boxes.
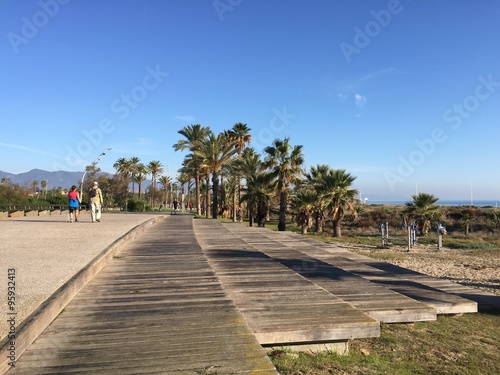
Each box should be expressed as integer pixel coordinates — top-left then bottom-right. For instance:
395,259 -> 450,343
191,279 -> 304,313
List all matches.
150,173 -> 155,207
248,206 -> 254,227
257,201 -> 267,227
278,191 -> 287,231
332,219 -> 342,237
232,187 -> 237,222
187,182 -> 192,212
205,174 -> 210,219
234,175 -> 241,222
212,172 -> 219,219
195,171 -> 201,215
314,211 -> 324,233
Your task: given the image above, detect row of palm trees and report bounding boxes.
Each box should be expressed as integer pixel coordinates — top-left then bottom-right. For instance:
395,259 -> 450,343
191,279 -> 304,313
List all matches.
113,158 -> 165,205
173,123 -> 361,237
110,125 -> 442,237
173,123 -> 252,219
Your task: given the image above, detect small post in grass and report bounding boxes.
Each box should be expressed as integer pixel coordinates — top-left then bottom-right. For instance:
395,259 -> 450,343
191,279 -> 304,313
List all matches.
407,223 -> 418,252
379,222 -> 389,247
437,224 -> 447,251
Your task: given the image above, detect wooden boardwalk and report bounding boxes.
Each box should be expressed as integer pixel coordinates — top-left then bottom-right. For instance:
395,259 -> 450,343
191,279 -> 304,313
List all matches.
7,216 -> 277,374
218,223 -> 437,323
194,221 -> 379,347
222,225 -> 492,314
6,216 -> 497,374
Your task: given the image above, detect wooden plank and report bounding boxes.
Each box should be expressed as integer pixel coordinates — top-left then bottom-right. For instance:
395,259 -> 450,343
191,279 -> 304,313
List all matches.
244,227 -> 480,314
194,220 -> 380,346
222,224 -> 437,323
7,216 -> 277,375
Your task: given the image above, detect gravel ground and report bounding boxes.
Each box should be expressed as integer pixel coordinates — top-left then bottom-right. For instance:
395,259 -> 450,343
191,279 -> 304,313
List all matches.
346,244 -> 500,296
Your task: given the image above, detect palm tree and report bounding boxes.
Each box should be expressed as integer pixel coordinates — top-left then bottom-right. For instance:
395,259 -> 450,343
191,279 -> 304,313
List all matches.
32,180 -> 39,194
201,168 -> 210,217
321,169 -> 358,237
240,172 -> 275,227
135,163 -> 148,199
129,156 -> 141,195
291,190 -> 317,235
40,180 -> 48,199
305,164 -> 332,233
173,124 -> 211,215
147,160 -> 163,207
404,193 -> 441,235
195,132 -> 238,219
158,175 -> 172,208
228,123 -> 252,221
233,148 -> 263,179
177,172 -> 191,211
232,147 -> 264,221
178,159 -> 199,210
263,137 -> 304,231
461,212 -> 472,235
113,157 -> 133,192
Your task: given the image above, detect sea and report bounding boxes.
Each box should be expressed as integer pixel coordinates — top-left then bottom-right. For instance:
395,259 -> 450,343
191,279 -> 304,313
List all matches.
367,200 -> 499,207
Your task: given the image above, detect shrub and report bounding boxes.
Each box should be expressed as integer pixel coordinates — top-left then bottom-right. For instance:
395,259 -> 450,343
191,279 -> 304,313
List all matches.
127,198 -> 147,212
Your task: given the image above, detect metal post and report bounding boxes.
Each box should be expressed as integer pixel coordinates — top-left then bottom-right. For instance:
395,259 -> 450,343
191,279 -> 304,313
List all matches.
380,222 -> 389,247
437,224 -> 446,251
380,223 -> 386,247
407,225 -> 411,252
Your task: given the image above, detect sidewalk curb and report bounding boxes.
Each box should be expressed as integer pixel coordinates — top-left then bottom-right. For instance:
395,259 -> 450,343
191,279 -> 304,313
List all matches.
0,215 -> 166,374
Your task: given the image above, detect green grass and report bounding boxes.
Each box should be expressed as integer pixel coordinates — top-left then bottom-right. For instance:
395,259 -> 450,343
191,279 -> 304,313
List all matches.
270,313 -> 500,375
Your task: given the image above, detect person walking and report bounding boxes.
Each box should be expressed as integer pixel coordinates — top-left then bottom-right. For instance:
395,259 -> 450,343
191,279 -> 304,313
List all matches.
67,185 -> 81,223
89,181 -> 103,222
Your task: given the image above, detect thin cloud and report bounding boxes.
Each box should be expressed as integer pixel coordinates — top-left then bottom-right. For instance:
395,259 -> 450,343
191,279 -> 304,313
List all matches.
174,115 -> 195,122
0,142 -> 66,160
357,67 -> 401,85
334,68 -> 403,98
355,94 -> 366,109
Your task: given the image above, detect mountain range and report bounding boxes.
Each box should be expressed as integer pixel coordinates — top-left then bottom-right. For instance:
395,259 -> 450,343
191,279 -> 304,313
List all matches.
0,169 -> 104,190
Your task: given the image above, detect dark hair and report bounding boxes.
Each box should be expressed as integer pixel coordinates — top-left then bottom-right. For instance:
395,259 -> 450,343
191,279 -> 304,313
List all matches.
71,185 -> 77,190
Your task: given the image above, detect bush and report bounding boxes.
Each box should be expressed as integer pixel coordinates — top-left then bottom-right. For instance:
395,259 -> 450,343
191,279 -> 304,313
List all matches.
127,198 -> 148,212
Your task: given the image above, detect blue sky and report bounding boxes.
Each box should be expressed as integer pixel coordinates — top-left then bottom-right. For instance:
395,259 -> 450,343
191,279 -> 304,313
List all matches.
1,0 -> 499,201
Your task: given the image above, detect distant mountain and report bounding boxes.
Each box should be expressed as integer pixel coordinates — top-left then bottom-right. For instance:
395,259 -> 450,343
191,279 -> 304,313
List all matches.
0,169 -> 107,190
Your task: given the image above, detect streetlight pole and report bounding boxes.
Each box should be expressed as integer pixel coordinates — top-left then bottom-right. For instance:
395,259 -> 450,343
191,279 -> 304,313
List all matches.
80,146 -> 111,199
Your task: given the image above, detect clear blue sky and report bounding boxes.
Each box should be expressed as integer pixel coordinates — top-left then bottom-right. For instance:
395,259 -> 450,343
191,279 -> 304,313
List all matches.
1,0 -> 499,201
